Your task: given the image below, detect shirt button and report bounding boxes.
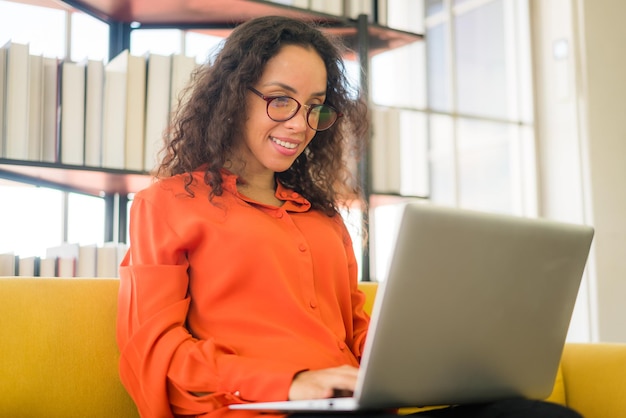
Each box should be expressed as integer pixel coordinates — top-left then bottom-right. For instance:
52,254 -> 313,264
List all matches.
291,192 -> 299,198
298,243 -> 307,252
309,300 -> 317,308
338,341 -> 347,350
233,391 -> 241,397
277,211 -> 284,219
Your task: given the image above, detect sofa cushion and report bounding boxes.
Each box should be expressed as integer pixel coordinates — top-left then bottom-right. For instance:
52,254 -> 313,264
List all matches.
0,277 -> 138,418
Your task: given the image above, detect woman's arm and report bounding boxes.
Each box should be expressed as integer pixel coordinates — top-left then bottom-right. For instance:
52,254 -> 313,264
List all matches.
116,193 -> 303,417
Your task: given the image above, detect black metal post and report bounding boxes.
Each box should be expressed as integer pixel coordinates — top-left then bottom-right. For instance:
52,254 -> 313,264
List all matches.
357,14 -> 372,281
118,194 -> 129,244
108,21 -> 132,60
104,194 -> 115,242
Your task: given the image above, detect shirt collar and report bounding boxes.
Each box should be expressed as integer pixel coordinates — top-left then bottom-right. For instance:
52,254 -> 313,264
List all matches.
219,169 -> 311,213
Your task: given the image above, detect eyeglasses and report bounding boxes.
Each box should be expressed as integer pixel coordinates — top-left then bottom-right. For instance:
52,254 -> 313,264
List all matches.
248,87 -> 342,131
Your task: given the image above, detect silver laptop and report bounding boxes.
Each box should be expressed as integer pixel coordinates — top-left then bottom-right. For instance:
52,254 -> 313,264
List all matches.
230,203 -> 594,412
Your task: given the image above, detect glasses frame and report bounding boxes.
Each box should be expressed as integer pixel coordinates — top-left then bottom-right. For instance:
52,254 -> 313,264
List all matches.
248,87 -> 342,132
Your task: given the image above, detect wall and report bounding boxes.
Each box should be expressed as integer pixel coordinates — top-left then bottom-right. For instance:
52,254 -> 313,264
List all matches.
530,0 -> 626,342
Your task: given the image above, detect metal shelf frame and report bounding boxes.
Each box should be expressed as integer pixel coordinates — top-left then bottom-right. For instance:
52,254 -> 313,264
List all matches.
1,0 -> 423,272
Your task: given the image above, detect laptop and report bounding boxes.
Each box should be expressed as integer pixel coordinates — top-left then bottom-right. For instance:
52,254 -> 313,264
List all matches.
230,203 -> 595,412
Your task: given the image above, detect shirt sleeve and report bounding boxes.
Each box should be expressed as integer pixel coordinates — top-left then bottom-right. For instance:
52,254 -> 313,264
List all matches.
116,193 -> 305,417
336,215 -> 370,360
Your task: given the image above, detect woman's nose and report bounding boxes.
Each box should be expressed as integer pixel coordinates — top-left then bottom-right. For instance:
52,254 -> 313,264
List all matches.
283,105 -> 309,131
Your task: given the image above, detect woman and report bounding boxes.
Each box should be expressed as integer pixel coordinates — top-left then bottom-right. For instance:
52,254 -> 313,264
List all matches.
116,15 -> 581,418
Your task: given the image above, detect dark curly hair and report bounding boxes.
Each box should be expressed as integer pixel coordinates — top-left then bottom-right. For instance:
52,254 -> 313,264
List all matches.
156,15 -> 369,216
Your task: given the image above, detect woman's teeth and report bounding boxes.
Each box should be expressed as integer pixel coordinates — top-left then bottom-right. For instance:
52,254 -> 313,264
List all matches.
271,137 -> 298,149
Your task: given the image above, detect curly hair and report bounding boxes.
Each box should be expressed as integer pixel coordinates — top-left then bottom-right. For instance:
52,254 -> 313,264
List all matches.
156,15 -> 369,216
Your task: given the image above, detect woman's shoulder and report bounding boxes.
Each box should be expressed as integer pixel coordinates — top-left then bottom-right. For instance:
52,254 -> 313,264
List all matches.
135,171 -> 214,202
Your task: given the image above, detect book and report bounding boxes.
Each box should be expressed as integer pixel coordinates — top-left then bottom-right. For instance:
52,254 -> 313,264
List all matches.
77,243 -> 98,277
0,252 -> 17,276
59,58 -> 87,165
41,57 -> 60,163
371,107 -> 401,194
3,41 -> 30,160
102,50 -> 129,169
18,256 -> 40,277
310,0 -> 343,15
84,59 -> 104,167
398,110 -> 428,196
124,52 -> 147,171
39,257 -> 56,277
46,242 -> 79,278
40,241 -> 128,278
28,53 -> 44,161
0,43 -> 6,157
170,53 -> 196,113
345,0 -> 373,17
96,242 -> 127,278
56,257 -> 76,277
143,52 -> 172,172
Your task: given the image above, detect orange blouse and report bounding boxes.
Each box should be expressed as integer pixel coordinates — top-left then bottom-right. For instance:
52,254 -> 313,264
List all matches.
116,170 -> 370,418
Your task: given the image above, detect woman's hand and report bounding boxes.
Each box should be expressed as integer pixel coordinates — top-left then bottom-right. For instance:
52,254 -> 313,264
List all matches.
288,365 -> 359,400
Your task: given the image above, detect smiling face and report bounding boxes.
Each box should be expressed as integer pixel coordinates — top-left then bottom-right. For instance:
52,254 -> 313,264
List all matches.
235,44 -> 327,180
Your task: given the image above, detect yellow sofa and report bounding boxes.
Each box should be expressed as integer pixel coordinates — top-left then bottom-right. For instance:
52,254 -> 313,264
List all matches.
1,277 -> 625,418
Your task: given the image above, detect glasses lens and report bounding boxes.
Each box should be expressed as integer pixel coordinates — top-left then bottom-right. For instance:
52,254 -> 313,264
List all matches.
268,97 -> 299,121
308,105 -> 338,131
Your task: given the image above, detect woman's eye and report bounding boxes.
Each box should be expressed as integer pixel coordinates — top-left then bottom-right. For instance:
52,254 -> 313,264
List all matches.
271,97 -> 292,108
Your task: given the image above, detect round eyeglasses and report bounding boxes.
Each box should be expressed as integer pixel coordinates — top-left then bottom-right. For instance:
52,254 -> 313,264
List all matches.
248,87 -> 342,132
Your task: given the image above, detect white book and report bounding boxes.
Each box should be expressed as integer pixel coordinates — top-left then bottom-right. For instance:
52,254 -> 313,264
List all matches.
370,107 -> 401,194
60,59 -> 86,165
56,258 -> 76,277
144,52 -> 172,172
0,43 -> 7,157
102,50 -> 129,170
288,0 -> 309,7
28,53 -> 44,161
170,53 -> 196,113
0,252 -> 17,276
96,242 -> 126,278
46,242 -> 79,277
4,41 -> 30,160
18,256 -> 39,277
77,243 -> 98,277
345,0 -> 373,18
386,109 -> 402,193
310,0 -> 343,15
124,53 -> 146,171
84,59 -> 104,167
41,57 -> 60,163
39,257 -> 56,277
398,111 -> 428,197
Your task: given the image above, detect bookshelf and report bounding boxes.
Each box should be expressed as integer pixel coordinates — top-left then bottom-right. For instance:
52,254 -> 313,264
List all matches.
1,0 -> 423,264
60,0 -> 422,60
0,158 -> 151,196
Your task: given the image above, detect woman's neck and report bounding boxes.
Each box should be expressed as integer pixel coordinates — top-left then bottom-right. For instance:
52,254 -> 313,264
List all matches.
229,164 -> 283,207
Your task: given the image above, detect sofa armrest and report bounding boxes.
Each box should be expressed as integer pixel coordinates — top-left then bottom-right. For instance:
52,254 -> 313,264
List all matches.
560,342 -> 626,418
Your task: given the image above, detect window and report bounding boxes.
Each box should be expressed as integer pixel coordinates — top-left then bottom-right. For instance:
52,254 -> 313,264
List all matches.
0,1 -> 66,57
70,11 -> 109,61
369,0 -> 535,281
425,0 -> 536,216
0,185 -> 64,257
